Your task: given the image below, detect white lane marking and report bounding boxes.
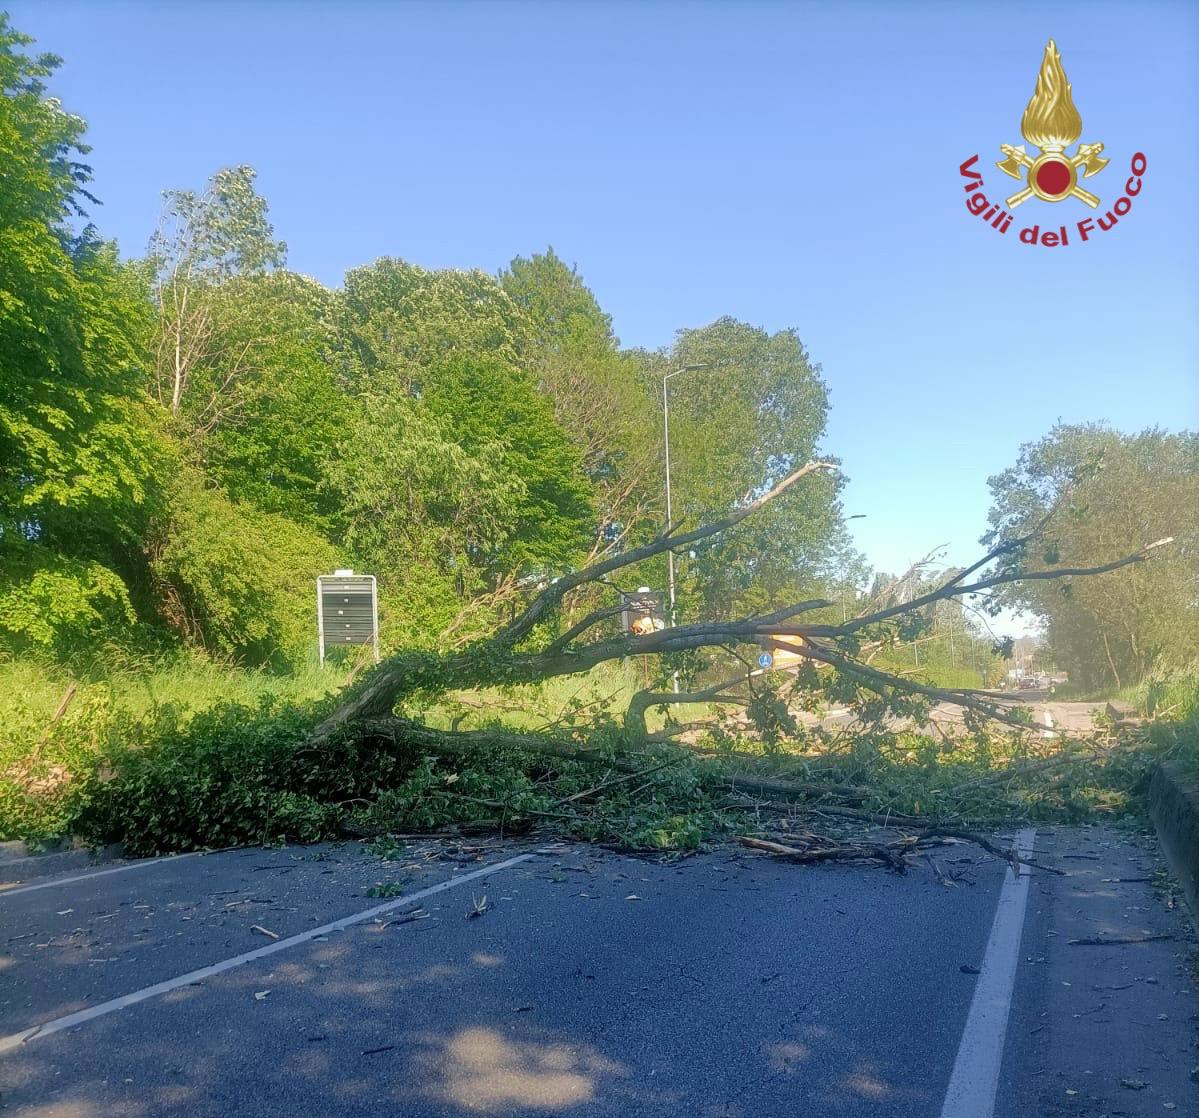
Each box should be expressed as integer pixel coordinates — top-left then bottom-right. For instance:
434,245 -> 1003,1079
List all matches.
939,827 -> 1036,1118
0,851 -> 210,899
0,851 -> 537,1054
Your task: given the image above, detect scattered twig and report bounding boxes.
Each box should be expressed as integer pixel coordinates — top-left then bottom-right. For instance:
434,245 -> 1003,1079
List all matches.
1068,934 -> 1174,946
914,827 -> 1067,876
378,907 -> 428,929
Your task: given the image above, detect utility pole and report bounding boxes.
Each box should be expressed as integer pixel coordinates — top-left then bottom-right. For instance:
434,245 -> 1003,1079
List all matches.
662,363 -> 708,693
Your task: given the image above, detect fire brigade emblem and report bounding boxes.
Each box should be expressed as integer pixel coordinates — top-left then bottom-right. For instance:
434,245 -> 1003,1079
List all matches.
997,40 -> 1109,209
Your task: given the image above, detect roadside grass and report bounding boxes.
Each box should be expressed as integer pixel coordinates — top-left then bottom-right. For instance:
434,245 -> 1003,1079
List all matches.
1,649 -> 349,844
0,653 -> 649,843
0,648 -> 347,723
1132,664 -> 1199,725
423,660 -> 647,733
1133,664 -> 1199,779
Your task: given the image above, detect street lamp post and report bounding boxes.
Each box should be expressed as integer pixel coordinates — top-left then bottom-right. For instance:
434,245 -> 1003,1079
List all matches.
841,515 -> 868,623
662,363 -> 708,693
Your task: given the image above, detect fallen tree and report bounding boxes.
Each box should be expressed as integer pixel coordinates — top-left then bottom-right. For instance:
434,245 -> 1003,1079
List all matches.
310,457 -> 1170,752
275,458 -> 1180,872
39,455 -> 1176,864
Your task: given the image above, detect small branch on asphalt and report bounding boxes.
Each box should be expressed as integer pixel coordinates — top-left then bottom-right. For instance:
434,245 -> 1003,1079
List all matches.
1068,934 -> 1174,946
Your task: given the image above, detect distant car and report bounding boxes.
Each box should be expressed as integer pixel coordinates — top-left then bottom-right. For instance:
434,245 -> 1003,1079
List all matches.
1018,677 -> 1040,690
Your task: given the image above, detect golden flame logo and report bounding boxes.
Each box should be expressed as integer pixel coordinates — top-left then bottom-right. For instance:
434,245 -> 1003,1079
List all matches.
1020,40 -> 1082,152
997,40 -> 1108,208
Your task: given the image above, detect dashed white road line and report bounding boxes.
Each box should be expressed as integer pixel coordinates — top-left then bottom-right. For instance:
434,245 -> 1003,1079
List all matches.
0,851 -> 210,899
938,827 -> 1036,1118
0,851 -> 538,1055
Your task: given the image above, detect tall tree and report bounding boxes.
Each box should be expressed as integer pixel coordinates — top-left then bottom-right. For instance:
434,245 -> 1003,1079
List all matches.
985,424 -> 1199,689
199,272 -> 346,529
650,318 -> 846,620
148,165 -> 286,425
0,16 -> 164,651
500,249 -> 658,557
332,260 -> 597,642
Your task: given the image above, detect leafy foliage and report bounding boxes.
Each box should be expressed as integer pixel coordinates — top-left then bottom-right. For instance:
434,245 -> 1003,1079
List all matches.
500,249 -> 659,551
985,424 -> 1199,689
198,272 -> 346,527
648,318 -> 848,622
76,700 -> 333,854
339,258 -> 530,386
0,538 -> 135,651
1,21 -> 165,655
147,469 -> 340,668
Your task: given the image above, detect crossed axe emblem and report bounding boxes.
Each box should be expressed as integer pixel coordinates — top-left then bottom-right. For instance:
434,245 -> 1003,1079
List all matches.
997,142 -> 1109,209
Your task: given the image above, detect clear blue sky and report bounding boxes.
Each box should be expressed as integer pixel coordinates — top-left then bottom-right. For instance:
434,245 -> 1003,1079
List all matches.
11,0 -> 1198,612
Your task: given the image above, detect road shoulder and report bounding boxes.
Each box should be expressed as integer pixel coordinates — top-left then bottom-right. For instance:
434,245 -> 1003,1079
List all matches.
998,823 -> 1198,1117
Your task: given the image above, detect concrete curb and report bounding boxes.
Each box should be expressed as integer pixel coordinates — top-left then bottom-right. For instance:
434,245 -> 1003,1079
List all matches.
1148,761 -> 1199,921
0,840 -> 124,885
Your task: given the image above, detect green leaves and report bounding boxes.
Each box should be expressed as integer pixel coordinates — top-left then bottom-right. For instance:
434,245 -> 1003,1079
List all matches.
650,317 -> 844,622
500,250 -> 659,549
985,424 -> 1199,688
339,258 -> 530,386
2,27 -> 166,658
330,258 -> 597,643
149,165 -> 285,286
0,539 -> 135,651
148,468 -> 340,668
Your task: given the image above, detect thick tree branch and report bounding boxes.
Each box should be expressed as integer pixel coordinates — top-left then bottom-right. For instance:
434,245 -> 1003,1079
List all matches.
625,671 -> 752,739
494,460 -> 838,647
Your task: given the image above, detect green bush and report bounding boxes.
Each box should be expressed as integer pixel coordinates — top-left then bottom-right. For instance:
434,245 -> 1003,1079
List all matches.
78,700 -> 320,854
0,539 -> 136,654
149,470 -> 341,669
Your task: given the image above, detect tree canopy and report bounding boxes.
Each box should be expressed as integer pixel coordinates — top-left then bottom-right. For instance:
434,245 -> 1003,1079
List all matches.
0,14 -> 852,670
985,424 -> 1199,689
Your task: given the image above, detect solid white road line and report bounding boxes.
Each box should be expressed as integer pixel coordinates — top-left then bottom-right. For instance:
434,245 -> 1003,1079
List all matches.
0,851 -> 210,899
938,827 -> 1036,1118
0,851 -> 538,1055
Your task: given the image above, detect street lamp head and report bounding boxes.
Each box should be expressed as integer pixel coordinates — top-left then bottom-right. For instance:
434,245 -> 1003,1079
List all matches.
664,362 -> 710,382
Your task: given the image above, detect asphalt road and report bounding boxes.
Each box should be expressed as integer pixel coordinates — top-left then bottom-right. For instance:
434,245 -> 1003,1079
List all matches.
1,827 -> 1195,1117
